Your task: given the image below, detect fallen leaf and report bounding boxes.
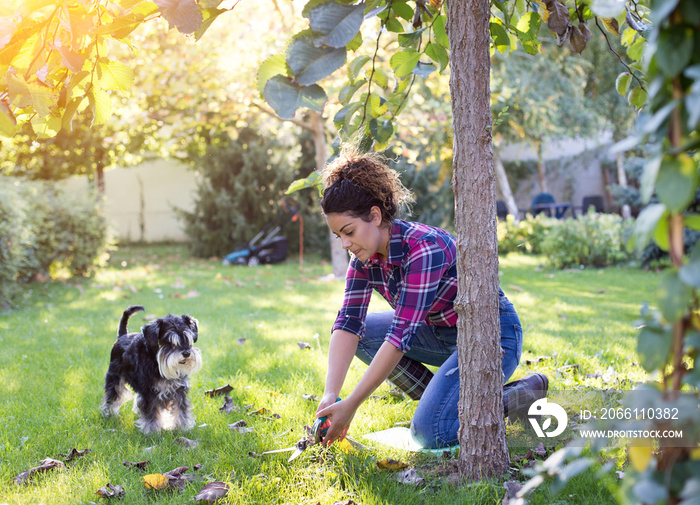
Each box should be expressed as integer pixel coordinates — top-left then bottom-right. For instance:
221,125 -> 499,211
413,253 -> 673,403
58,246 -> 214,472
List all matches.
186,290 -> 199,298
205,384 -> 234,397
535,442 -> 547,457
219,396 -> 234,413
302,394 -> 318,401
143,473 -> 169,490
557,313 -> 568,319
176,437 -> 199,449
195,481 -> 229,504
629,444 -> 653,472
58,448 -> 91,461
507,284 -> 524,292
395,467 -> 424,485
95,482 -> 125,498
123,460 -> 150,470
237,338 -> 247,345
229,420 -> 254,433
297,341 -> 311,350
502,481 -> 523,505
377,459 -> 408,470
249,408 -> 269,416
13,458 -> 65,485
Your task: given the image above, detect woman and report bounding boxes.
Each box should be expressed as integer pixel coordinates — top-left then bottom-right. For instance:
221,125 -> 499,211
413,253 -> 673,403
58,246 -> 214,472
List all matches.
315,150 -> 546,449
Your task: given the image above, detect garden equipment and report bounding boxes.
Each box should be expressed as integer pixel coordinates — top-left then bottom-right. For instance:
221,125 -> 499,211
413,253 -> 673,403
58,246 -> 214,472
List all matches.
222,198 -> 300,266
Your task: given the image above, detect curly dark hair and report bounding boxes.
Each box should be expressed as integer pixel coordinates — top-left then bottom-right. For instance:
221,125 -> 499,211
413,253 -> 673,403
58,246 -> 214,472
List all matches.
320,149 -> 413,224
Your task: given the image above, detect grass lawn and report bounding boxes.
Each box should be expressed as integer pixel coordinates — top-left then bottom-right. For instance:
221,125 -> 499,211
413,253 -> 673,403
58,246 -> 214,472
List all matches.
0,245 -> 658,504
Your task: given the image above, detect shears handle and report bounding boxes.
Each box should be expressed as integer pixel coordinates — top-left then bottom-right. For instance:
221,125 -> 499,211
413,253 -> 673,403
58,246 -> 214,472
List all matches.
313,397 -> 340,443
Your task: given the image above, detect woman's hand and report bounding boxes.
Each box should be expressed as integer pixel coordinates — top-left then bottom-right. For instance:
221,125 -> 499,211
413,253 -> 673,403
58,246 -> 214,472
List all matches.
315,397 -> 358,446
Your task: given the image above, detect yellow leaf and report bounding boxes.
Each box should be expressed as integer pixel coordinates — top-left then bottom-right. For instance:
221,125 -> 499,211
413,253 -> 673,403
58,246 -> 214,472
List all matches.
601,18 -> 620,36
143,473 -> 169,490
690,447 -> 700,460
430,0 -> 442,9
534,0 -> 549,22
337,438 -> 354,453
629,444 -> 653,472
377,459 -> 408,470
88,86 -> 112,125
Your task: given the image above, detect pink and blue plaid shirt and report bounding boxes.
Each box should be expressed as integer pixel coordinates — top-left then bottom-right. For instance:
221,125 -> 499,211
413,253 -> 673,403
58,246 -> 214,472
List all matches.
332,219 -> 458,352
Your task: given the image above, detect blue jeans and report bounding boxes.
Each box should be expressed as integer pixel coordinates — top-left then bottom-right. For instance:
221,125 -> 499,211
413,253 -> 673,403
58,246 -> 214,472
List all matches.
355,291 -> 522,449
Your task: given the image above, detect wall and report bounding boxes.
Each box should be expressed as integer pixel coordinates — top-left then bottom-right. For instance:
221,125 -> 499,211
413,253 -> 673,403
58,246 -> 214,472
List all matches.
63,159 -> 200,243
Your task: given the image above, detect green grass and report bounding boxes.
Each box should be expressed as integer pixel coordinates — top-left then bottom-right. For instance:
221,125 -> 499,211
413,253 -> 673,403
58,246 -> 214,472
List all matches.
0,245 -> 659,504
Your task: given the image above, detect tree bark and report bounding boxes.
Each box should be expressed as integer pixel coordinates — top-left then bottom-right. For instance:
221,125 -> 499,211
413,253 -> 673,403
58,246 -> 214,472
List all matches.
494,153 -> 519,222
447,0 -> 510,480
308,110 -> 348,277
616,153 -> 631,220
536,141 -> 548,193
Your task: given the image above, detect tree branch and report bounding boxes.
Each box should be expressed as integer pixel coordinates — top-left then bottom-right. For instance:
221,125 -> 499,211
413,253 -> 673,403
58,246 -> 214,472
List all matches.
594,17 -> 646,92
250,101 -> 313,131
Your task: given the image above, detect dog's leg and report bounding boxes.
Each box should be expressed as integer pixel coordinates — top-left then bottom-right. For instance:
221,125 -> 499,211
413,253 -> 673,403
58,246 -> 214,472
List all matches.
101,372 -> 131,417
174,391 -> 196,431
134,392 -> 161,435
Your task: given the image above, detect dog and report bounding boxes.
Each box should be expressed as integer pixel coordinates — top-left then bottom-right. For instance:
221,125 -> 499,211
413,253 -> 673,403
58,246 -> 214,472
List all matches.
100,305 -> 202,434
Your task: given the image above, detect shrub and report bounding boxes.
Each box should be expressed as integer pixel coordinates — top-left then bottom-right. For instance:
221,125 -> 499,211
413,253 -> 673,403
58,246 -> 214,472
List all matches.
541,211 -> 632,268
0,179 -> 110,306
178,126 -> 327,259
497,213 -> 557,255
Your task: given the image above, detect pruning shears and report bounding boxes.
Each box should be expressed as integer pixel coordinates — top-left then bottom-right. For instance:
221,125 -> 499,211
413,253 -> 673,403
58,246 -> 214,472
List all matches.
261,398 -> 340,462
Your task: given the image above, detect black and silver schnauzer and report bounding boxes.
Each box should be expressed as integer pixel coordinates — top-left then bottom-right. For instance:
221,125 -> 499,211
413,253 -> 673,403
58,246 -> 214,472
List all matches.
100,305 -> 203,434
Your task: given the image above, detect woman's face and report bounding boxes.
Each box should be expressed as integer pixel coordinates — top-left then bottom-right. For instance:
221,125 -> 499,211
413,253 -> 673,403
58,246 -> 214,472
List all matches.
326,207 -> 386,263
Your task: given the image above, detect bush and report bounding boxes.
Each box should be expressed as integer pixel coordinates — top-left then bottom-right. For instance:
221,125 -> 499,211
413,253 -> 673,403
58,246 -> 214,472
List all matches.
541,211 -> 632,268
0,179 -> 110,305
178,126 -> 327,259
497,213 -> 557,255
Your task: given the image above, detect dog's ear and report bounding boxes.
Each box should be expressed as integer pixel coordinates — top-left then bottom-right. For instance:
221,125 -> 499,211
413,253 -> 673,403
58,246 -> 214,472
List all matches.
182,315 -> 198,341
142,320 -> 161,351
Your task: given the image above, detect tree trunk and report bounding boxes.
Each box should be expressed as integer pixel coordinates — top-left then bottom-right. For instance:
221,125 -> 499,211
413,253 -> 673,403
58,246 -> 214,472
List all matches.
616,153 -> 631,220
308,110 -> 348,277
447,0 -> 510,480
494,153 -> 519,222
536,141 -> 548,193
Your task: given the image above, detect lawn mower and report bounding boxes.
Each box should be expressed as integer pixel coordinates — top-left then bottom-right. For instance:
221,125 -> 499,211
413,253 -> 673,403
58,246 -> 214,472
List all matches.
222,198 -> 300,267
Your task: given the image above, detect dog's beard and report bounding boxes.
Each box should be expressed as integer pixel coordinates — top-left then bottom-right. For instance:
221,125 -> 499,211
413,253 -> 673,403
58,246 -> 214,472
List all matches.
157,347 -> 202,380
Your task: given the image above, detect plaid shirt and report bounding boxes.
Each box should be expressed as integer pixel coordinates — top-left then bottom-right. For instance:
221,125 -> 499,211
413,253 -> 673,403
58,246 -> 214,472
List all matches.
333,219 -> 458,352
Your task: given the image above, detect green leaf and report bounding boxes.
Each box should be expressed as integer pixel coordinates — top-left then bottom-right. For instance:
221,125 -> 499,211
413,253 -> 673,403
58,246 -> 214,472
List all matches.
371,68 -> 390,89
385,17 -> 404,33
398,27 -> 426,49
685,214 -> 700,231
96,59 -> 133,93
194,7 -> 227,41
30,112 -> 61,139
366,93 -> 387,118
369,118 -> 394,144
389,49 -> 421,78
657,269 -> 693,323
656,154 -> 699,214
515,11 -> 541,40
346,31 -> 363,52
679,242 -> 700,288
640,155 -> 662,204
286,171 -> 322,195
433,15 -> 449,49
629,203 -> 666,252
263,75 -> 327,119
391,1 -> 414,21
338,79 -> 366,104
348,55 -> 370,83
615,72 -> 632,96
628,87 -> 647,108
653,212 -> 670,251
637,325 -> 672,372
490,22 -> 511,54
257,54 -> 290,98
286,36 -> 346,86
626,37 -> 645,62
333,101 -> 362,130
309,2 -> 365,48
424,42 -> 448,72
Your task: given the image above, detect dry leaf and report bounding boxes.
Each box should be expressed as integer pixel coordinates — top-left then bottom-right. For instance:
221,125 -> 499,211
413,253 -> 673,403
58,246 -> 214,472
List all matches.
502,481 -> 523,505
535,442 -> 547,457
377,459 -> 408,470
237,338 -> 247,345
13,458 -> 65,485
205,384 -> 233,397
195,481 -> 230,504
507,284 -> 524,292
176,437 -> 199,449
629,445 -> 653,472
219,396 -> 234,413
58,448 -> 91,461
95,482 -> 125,498
302,394 -> 318,401
229,420 -> 254,433
143,473 -> 169,490
123,460 -> 150,470
395,467 -> 424,485
249,408 -> 268,416
297,341 -> 311,350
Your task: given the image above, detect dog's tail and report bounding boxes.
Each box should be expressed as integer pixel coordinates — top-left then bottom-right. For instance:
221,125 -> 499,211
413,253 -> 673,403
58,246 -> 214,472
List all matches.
119,305 -> 145,336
